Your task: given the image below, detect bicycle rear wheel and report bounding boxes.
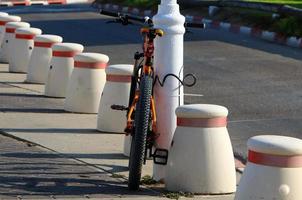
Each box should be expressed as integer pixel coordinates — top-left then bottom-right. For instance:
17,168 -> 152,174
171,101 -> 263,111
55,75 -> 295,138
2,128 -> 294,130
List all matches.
128,75 -> 153,190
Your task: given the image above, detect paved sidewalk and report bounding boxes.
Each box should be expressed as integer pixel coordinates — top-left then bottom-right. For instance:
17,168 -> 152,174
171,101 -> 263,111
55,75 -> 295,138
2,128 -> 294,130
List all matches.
0,133 -> 159,199
0,63 -> 236,199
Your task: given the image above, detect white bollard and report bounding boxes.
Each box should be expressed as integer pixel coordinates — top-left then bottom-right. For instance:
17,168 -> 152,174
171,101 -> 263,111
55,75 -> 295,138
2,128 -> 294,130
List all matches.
261,31 -> 275,42
26,34 -> 63,84
0,12 -> 8,17
64,53 -> 109,114
123,135 -> 132,157
0,21 -> 30,64
97,64 -> 133,156
44,43 -> 84,98
0,15 -> 20,49
97,64 -> 133,133
9,27 -> 42,73
235,135 -> 302,200
166,104 -> 236,194
209,6 -> 219,17
152,0 -> 186,181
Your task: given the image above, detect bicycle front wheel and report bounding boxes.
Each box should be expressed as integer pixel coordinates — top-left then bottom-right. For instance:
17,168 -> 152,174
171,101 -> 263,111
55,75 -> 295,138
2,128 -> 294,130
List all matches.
128,75 -> 153,190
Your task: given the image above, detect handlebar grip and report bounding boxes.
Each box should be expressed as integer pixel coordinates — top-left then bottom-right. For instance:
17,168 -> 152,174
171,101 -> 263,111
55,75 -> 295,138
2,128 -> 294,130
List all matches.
100,9 -> 119,17
185,22 -> 205,29
127,15 -> 146,23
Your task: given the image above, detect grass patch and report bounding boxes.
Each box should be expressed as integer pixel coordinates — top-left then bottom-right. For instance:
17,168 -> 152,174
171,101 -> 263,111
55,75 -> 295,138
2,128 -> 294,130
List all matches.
207,7 -> 302,37
140,175 -> 158,185
111,173 -> 126,179
163,191 -> 194,200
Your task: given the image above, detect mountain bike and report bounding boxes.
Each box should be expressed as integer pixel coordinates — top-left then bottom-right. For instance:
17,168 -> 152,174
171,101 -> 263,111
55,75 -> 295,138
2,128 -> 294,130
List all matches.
100,9 -> 204,190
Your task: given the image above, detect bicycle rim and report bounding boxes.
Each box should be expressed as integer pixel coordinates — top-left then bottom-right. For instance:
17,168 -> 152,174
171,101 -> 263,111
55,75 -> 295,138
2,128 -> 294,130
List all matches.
128,75 -> 153,190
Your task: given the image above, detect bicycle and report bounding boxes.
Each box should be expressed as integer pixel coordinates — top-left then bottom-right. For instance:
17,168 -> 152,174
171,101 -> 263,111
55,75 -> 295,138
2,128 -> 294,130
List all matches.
100,9 -> 203,190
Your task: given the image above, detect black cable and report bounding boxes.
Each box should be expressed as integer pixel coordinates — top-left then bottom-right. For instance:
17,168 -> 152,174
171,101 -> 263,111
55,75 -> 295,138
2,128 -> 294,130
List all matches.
153,73 -> 197,88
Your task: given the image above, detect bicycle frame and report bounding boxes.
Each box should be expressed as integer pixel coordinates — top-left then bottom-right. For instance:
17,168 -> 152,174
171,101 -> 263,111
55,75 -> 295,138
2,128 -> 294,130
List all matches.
125,28 -> 163,137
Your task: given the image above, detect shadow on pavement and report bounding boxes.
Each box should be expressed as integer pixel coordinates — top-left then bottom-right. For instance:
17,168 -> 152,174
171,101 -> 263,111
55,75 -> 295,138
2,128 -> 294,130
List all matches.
2,152 -> 127,160
0,93 -> 44,98
0,108 -> 66,113
1,128 -> 104,134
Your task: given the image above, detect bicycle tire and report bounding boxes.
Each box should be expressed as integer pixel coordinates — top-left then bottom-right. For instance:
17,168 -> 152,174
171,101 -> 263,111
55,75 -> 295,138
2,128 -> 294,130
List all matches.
128,75 -> 153,190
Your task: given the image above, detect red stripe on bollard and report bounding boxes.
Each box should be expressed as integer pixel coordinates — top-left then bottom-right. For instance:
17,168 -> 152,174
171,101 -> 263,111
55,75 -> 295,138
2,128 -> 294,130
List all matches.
248,150 -> 302,168
16,34 -> 35,40
274,33 -> 287,44
0,21 -> 7,26
177,117 -> 227,128
12,1 -> 30,6
230,24 -> 241,33
53,51 -> 79,57
193,16 -> 203,23
251,27 -> 263,37
106,75 -> 132,83
6,28 -> 15,33
210,21 -> 221,29
74,61 -> 107,69
47,0 -> 66,4
34,41 -> 55,48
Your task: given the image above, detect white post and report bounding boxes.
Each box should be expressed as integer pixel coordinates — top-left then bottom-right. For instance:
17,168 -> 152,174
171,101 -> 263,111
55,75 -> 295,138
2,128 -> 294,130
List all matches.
152,0 -> 185,181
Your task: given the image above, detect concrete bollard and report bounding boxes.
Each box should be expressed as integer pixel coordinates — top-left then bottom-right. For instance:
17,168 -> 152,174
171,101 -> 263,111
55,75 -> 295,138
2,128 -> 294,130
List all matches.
11,0 -> 31,6
123,135 -> 132,157
26,34 -> 63,84
96,64 -> 133,156
0,12 -> 8,17
235,135 -> 302,200
44,43 -> 84,98
166,104 -> 236,194
209,6 -> 219,17
0,15 -> 20,48
64,53 -> 109,114
97,64 -> 133,133
9,27 -> 42,73
0,21 -> 29,64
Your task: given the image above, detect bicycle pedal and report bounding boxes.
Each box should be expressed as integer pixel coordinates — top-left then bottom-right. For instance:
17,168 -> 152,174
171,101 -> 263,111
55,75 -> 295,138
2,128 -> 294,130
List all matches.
152,148 -> 169,165
124,127 -> 132,134
111,104 -> 128,111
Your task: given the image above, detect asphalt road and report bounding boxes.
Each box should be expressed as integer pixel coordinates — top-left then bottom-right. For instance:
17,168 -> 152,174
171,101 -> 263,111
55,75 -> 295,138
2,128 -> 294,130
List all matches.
1,5 -> 302,159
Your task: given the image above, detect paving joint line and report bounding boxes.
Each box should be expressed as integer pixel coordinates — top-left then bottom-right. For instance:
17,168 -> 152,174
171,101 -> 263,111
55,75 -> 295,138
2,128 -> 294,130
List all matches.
0,81 -> 43,94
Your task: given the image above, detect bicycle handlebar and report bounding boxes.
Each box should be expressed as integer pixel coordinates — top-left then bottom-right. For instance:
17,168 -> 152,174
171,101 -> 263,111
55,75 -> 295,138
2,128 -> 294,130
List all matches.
100,9 -> 205,29
100,9 -> 146,22
185,22 -> 205,29
100,9 -> 119,17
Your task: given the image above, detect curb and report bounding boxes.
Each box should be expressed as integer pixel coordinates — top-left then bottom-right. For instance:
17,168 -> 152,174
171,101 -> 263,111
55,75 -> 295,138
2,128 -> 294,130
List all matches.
0,0 -> 65,6
0,4 -> 97,14
96,3 -> 302,50
187,16 -> 302,49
